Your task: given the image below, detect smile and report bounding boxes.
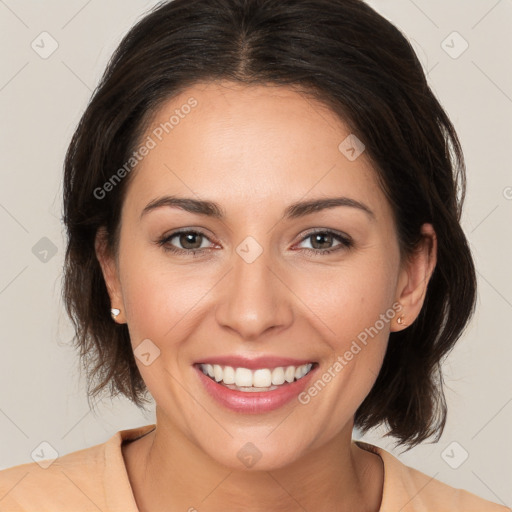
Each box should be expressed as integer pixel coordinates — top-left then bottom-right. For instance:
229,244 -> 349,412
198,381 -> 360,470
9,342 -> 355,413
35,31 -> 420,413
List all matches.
194,361 -> 319,413
199,363 -> 315,391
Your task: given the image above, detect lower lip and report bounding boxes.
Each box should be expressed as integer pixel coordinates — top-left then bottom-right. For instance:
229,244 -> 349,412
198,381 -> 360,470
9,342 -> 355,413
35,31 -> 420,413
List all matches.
194,364 -> 318,413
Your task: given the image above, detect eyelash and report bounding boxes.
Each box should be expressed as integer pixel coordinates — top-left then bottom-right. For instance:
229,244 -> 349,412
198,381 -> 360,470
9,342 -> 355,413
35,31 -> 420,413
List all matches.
157,228 -> 353,258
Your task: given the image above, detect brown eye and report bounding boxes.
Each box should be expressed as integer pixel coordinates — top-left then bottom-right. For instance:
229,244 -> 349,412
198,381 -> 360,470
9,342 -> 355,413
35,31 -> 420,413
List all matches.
176,232 -> 204,250
310,232 -> 335,250
157,229 -> 214,256
296,230 -> 353,256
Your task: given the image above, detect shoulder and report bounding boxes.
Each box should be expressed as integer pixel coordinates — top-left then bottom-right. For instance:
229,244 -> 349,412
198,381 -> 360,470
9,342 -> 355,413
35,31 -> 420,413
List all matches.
403,463 -> 510,512
0,438 -> 108,511
0,424 -> 155,511
354,440 -> 511,512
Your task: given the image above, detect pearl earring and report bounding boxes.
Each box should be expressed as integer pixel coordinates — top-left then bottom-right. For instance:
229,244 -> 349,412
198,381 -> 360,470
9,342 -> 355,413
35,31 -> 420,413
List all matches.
111,308 -> 121,320
397,314 -> 407,326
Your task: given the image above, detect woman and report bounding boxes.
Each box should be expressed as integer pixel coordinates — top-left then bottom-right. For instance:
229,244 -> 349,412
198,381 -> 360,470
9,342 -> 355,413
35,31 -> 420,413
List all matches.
0,0 -> 509,510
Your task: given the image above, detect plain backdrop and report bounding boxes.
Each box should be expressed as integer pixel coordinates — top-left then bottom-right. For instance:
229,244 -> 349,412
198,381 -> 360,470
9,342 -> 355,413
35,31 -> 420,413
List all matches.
0,0 -> 511,506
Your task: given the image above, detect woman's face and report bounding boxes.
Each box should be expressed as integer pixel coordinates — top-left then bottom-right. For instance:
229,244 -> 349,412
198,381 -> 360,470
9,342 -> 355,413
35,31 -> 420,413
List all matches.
98,80 -> 430,470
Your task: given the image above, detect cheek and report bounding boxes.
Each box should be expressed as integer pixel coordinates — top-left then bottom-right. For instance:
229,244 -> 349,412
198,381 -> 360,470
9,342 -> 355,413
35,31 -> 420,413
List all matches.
295,259 -> 397,418
118,242 -> 217,347
122,270 -> 190,341
293,255 -> 397,346
117,241 -> 174,340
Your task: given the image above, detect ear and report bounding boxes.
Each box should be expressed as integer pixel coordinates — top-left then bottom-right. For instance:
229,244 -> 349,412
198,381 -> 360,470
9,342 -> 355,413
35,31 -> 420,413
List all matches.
95,227 -> 126,323
391,223 -> 437,331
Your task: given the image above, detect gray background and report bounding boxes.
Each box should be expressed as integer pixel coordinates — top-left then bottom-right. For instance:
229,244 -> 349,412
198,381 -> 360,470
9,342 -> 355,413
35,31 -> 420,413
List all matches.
0,0 -> 511,506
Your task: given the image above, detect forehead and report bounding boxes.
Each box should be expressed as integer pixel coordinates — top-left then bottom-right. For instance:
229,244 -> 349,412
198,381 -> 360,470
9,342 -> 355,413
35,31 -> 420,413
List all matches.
122,80 -> 391,223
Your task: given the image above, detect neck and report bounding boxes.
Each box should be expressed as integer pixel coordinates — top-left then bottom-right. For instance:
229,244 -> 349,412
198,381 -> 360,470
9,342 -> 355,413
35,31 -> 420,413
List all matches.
123,413 -> 384,512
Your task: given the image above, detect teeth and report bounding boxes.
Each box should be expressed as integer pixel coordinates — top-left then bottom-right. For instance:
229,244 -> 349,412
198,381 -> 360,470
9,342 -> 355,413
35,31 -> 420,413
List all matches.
222,365 -> 235,384
199,363 -> 314,388
271,367 -> 285,385
284,366 -> 296,383
213,364 -> 223,382
235,367 -> 253,387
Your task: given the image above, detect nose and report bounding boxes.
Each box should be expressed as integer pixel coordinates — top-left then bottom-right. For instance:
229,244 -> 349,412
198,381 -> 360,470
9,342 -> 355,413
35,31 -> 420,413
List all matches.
214,248 -> 294,341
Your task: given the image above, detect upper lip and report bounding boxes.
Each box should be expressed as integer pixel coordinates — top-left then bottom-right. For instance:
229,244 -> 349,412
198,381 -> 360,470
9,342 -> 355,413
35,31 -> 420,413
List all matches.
195,355 -> 316,370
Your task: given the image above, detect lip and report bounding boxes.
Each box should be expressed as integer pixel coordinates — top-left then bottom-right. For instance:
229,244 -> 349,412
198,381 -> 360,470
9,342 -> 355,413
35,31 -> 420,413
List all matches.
195,355 -> 315,370
194,362 -> 318,414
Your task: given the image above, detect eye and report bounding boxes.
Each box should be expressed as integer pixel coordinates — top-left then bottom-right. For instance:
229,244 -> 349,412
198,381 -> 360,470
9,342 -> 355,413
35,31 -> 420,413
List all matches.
157,228 -> 353,258
157,229 -> 215,257
295,230 -> 353,256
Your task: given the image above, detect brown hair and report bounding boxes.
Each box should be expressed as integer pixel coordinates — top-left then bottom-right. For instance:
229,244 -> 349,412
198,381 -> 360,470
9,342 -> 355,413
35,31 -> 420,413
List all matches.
62,0 -> 477,450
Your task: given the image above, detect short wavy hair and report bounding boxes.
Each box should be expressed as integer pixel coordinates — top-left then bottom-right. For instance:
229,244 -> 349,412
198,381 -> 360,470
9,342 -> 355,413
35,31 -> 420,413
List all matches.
62,0 -> 477,450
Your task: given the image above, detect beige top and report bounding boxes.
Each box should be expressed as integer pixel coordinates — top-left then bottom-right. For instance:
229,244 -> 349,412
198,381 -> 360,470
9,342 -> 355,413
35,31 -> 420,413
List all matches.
0,423 -> 509,511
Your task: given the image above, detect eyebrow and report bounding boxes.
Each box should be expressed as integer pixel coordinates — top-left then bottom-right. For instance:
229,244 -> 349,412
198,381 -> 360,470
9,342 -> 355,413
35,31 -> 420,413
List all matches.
140,195 -> 375,222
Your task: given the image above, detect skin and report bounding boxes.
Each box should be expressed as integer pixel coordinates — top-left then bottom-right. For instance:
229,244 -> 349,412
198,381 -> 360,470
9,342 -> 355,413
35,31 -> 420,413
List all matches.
96,80 -> 437,512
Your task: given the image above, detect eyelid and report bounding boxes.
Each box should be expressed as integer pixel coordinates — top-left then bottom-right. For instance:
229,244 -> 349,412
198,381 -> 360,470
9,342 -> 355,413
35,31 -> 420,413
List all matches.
296,227 -> 351,242
292,228 -> 353,252
159,227 -> 218,247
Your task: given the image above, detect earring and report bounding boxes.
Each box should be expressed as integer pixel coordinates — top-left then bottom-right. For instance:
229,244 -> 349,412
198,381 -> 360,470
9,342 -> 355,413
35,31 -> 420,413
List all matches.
397,314 -> 407,326
111,308 -> 121,320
